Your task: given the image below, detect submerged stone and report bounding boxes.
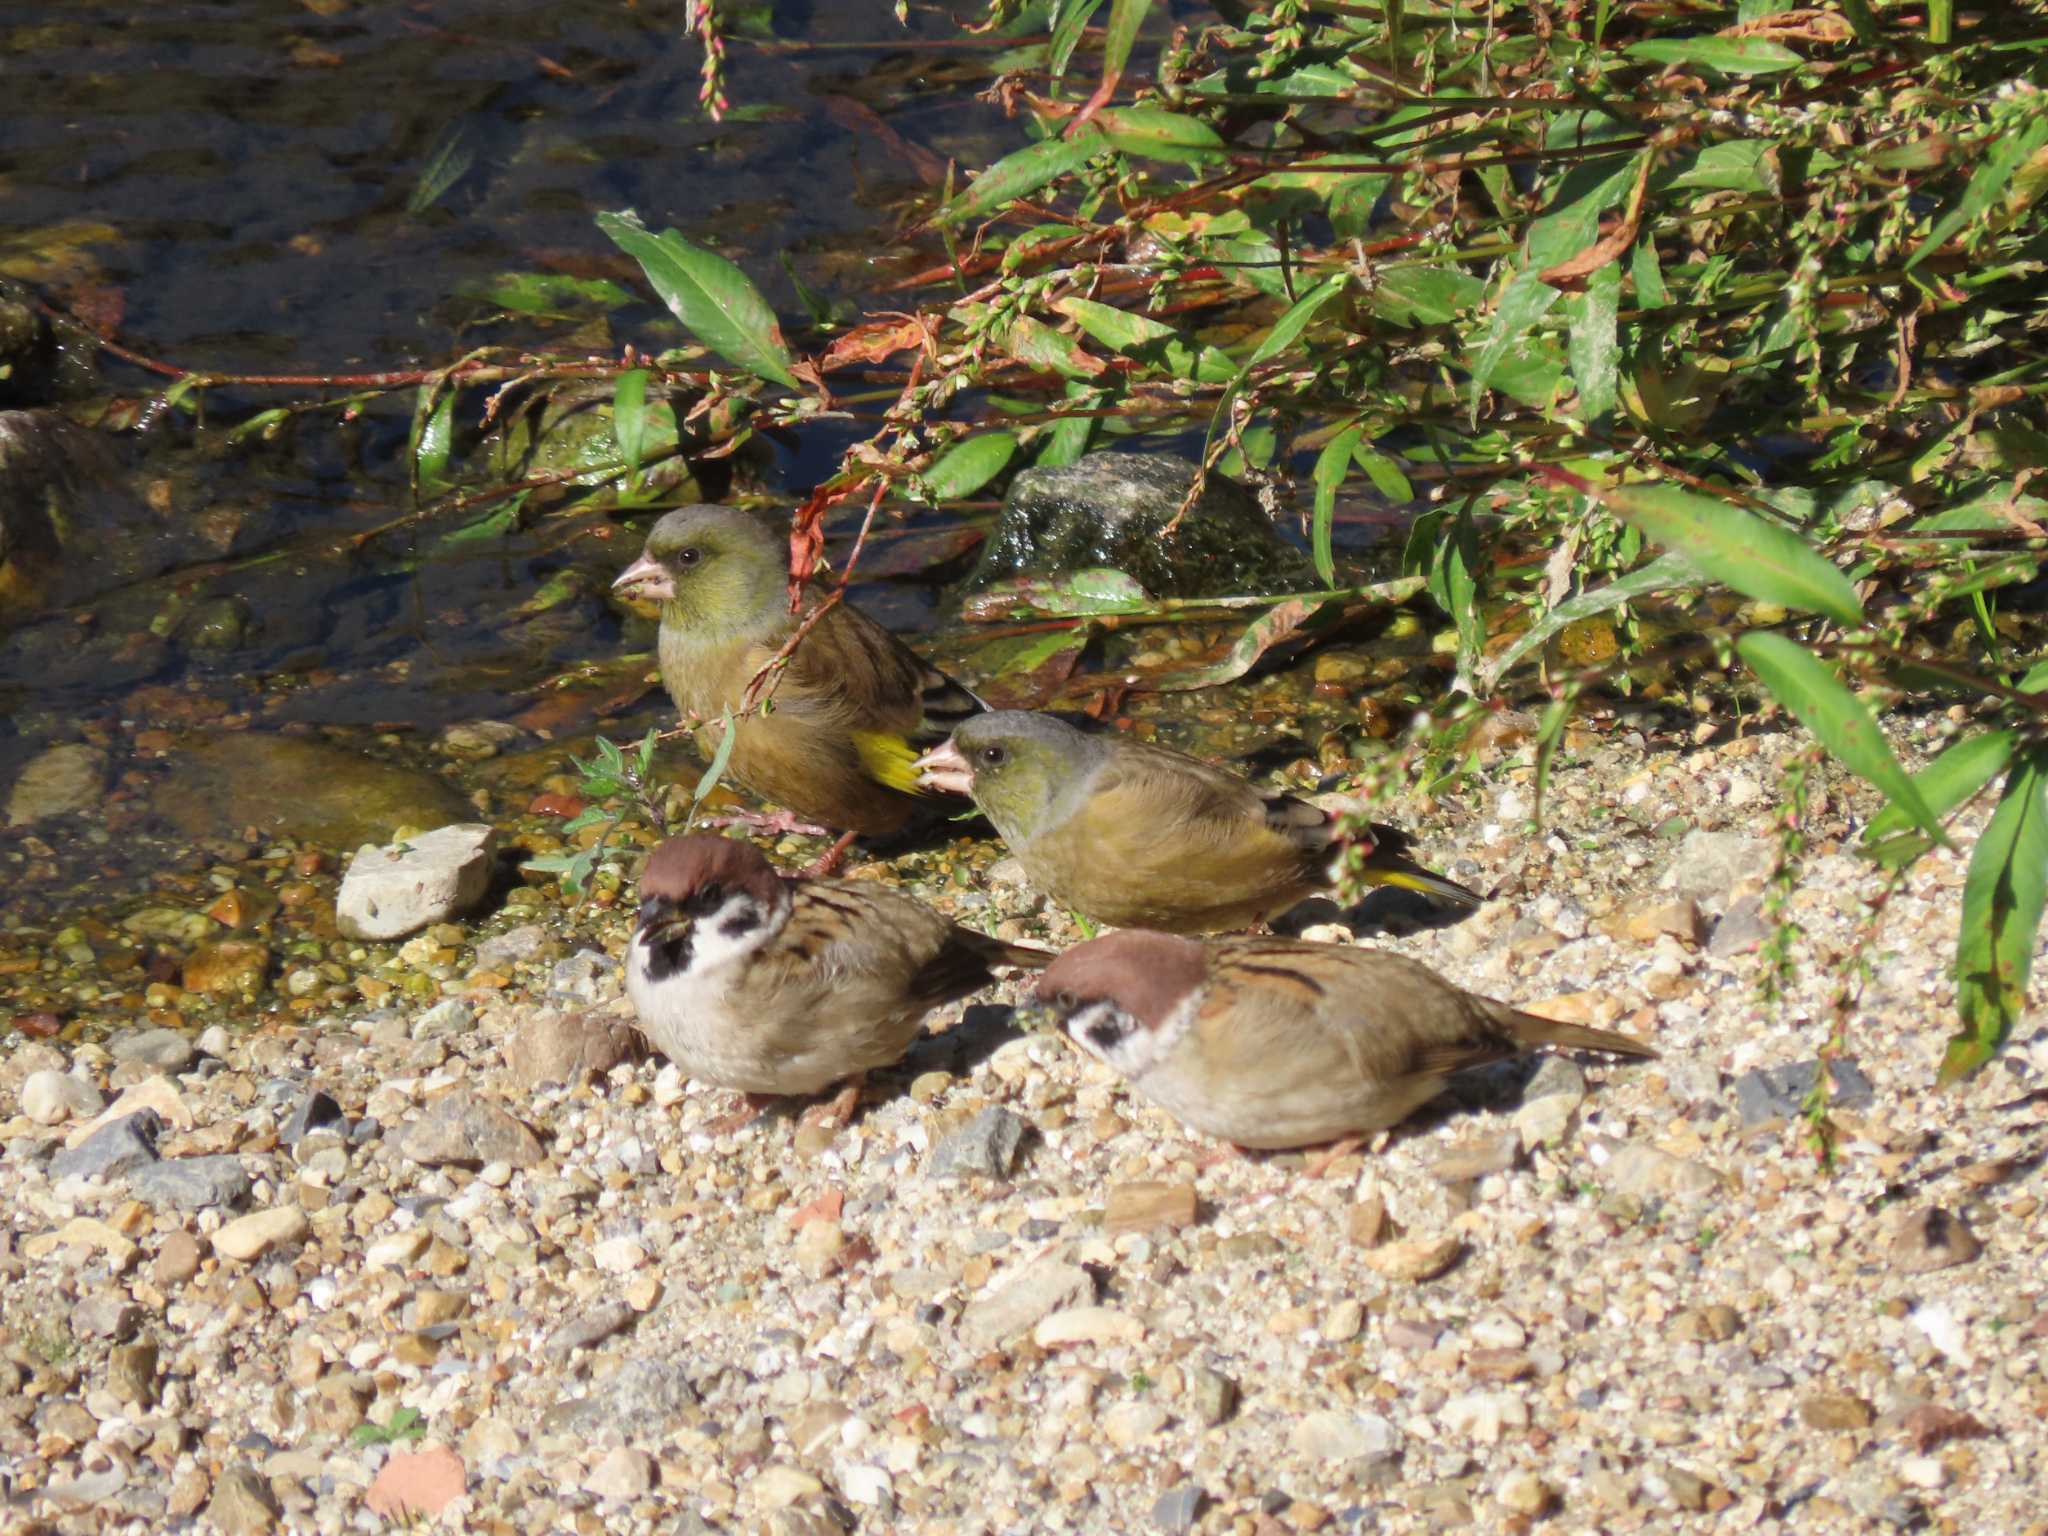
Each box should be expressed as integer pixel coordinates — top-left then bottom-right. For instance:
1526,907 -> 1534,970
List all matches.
149,733 -> 472,849
965,451 -> 1316,600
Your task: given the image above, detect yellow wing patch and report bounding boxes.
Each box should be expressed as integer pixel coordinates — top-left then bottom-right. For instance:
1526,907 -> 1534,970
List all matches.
852,730 -> 926,795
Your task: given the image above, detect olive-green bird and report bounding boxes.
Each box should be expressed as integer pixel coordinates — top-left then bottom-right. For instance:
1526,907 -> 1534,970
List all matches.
613,505 -> 982,842
914,711 -> 1481,933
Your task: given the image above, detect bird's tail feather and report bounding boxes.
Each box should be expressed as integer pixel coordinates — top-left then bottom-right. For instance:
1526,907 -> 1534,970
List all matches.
1501,1006 -> 1660,1060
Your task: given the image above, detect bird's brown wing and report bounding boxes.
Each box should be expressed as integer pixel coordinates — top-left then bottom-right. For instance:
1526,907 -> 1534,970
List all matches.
796,600 -> 983,747
768,881 -> 1042,1016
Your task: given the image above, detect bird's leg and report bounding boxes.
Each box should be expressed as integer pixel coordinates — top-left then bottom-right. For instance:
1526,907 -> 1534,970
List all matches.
1303,1136 -> 1367,1179
1195,1142 -> 1257,1171
696,807 -> 839,840
705,1093 -> 778,1136
799,1075 -> 865,1133
800,831 -> 861,879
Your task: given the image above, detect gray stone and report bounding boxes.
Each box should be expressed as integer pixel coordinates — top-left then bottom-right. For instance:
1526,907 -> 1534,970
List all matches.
1593,1139 -> 1723,1204
1733,1058 -> 1874,1129
926,1106 -> 1026,1180
507,1009 -> 634,1089
1187,1366 -> 1237,1426
281,1090 -> 345,1147
109,1028 -> 197,1073
71,1294 -> 141,1340
1660,830 -> 1774,915
413,998 -> 477,1039
204,1463 -> 278,1534
1707,893 -> 1771,956
965,451 -> 1316,601
402,1089 -> 545,1168
960,1253 -> 1093,1347
1151,1485 -> 1207,1534
336,823 -> 496,940
50,1109 -> 161,1181
1292,1409 -> 1402,1463
19,1069 -> 102,1125
132,1155 -> 252,1211
6,742 -> 107,825
1428,1131 -> 1519,1183
475,923 -> 554,971
548,1357 -> 698,1441
547,1300 -> 637,1356
547,949 -> 614,1002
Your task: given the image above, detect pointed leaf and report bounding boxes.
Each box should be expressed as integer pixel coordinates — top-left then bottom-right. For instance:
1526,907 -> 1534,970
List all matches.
1861,728 -> 2018,868
1584,479 -> 1864,627
936,127 -> 1105,225
1908,117 -> 2048,270
597,211 -> 800,390
1943,749 -> 2048,1082
1095,107 -> 1225,166
1567,261 -> 1621,421
1736,633 -> 1944,843
1467,269 -> 1560,419
923,431 -> 1019,501
1624,37 -> 1804,74
1311,423 -> 1365,587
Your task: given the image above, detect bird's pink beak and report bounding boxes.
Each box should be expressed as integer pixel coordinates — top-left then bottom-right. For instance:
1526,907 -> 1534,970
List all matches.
913,740 -> 973,796
613,552 -> 673,602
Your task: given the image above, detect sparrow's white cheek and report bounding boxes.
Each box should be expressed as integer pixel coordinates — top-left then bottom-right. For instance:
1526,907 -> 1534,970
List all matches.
681,891 -> 783,972
1064,1001 -> 1148,1073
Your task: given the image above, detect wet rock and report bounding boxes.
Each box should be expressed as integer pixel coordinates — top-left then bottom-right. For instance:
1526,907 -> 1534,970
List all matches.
204,1463 -> 279,1534
1733,1058 -> 1874,1129
506,1009 -> 633,1089
109,1028 -> 197,1074
926,1106 -> 1026,1179
20,1069 -> 102,1125
961,1253 -> 1094,1347
132,1155 -> 252,1211
5,742 -> 106,824
965,451 -> 1315,600
336,824 -> 496,940
50,1109 -> 160,1181
1888,1207 -> 1981,1274
439,720 -> 523,759
414,998 -> 476,1039
546,949 -> 613,1002
402,1089 -> 544,1169
150,733 -> 472,849
365,1445 -> 466,1521
280,1090 -> 345,1147
475,923 -> 555,971
181,939 -> 272,996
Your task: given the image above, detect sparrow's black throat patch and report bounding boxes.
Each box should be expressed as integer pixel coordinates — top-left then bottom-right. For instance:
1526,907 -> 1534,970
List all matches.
641,923 -> 695,983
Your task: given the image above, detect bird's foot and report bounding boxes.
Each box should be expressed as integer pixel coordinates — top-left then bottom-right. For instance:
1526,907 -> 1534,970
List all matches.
799,1076 -> 865,1134
1195,1142 -> 1257,1171
705,1093 -> 778,1136
800,831 -> 861,879
1303,1136 -> 1367,1180
697,808 -> 839,840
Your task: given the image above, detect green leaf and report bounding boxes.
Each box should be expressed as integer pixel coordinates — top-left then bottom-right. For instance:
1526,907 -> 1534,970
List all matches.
1210,272 -> 1348,444
1352,447 -> 1412,502
1944,748 -> 2048,1082
687,708 -> 739,824
458,271 -> 638,317
1054,296 -> 1235,381
1666,141 -> 1774,194
923,431 -> 1019,500
1862,728 -> 2018,867
596,211 -> 801,391
411,386 -> 456,493
1311,423 -> 1366,587
935,127 -> 1105,225
1049,0 -> 1106,80
613,368 -> 649,483
1567,261 -> 1621,421
408,124 -> 476,214
1467,269 -> 1561,419
1095,107 -> 1225,166
1368,267 -> 1485,326
959,568 -> 1151,621
1736,633 -> 1945,844
1908,117 -> 2048,270
432,492 -> 529,552
1624,37 -> 1804,75
1631,237 -> 1669,307
1141,597 -> 1341,690
1591,481 -> 1864,627
1100,0 -> 1153,87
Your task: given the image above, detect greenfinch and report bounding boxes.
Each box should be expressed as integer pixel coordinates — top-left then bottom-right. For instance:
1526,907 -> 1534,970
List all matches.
627,834 -> 1048,1125
1037,930 -> 1655,1150
613,505 -> 981,840
914,710 -> 1480,933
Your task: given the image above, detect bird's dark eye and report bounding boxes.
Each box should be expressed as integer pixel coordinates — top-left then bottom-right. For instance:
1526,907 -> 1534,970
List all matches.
979,744 -> 1007,766
676,548 -> 701,568
1054,990 -> 1079,1012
